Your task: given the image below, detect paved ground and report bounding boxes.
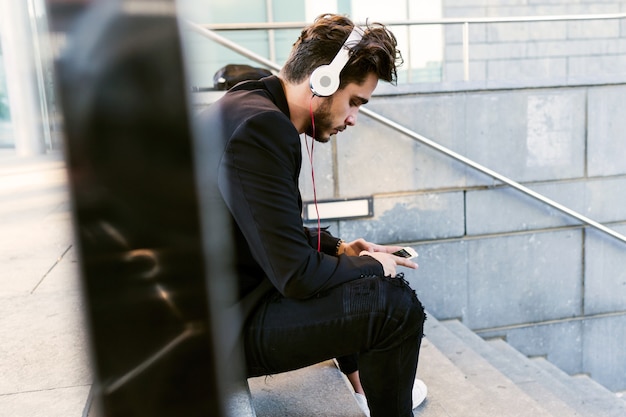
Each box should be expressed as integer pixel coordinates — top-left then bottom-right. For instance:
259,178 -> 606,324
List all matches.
0,149 -> 91,417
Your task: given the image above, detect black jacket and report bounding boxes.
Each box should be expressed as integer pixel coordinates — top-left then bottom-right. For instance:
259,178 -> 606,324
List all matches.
198,76 -> 383,311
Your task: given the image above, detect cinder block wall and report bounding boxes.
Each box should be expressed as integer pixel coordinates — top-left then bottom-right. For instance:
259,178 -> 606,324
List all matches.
442,0 -> 626,83
299,81 -> 626,392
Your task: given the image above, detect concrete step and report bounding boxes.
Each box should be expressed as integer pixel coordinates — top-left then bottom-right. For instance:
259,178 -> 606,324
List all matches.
441,319 -> 582,416
248,360 -> 365,417
245,335 -> 521,417
487,338 -> 591,417
245,333 -> 514,417
489,338 -> 626,417
413,336 -> 510,417
443,318 -> 626,417
423,317 -> 554,417
227,380 -> 257,417
531,357 -> 626,417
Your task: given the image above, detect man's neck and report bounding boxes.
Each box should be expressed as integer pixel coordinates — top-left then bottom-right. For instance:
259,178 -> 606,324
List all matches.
279,75 -> 318,135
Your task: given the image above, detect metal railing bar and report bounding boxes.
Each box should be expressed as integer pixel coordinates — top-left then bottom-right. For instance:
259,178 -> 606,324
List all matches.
196,13 -> 626,31
183,21 -> 626,246
185,20 -> 281,72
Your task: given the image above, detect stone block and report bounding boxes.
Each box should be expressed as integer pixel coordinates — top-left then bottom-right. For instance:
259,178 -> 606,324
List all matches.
583,314 -> 626,392
465,230 -> 583,329
487,57 -> 568,81
464,89 -> 585,182
583,224 -> 626,315
524,4 -> 569,16
567,19 -> 620,39
443,60 -> 487,82
528,90 -> 586,172
448,41 -> 528,61
527,39 -> 615,58
403,239 -> 469,321
487,22 -> 531,43
584,177 -> 626,223
528,20 -> 568,40
337,191 -> 465,244
587,85 -> 626,177
465,182 -> 583,236
481,13 -> 569,42
569,54 -> 626,78
340,100 -> 471,194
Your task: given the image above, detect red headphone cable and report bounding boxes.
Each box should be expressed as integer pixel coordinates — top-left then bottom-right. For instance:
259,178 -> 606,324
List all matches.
307,94 -> 321,252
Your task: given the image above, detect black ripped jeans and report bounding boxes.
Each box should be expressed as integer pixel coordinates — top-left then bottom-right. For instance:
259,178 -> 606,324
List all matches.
244,275 -> 426,417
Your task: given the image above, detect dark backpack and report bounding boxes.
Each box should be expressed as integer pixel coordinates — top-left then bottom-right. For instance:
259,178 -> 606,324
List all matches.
213,64 -> 272,90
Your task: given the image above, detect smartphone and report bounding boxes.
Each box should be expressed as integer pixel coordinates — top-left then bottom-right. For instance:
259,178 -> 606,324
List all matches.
392,247 -> 418,260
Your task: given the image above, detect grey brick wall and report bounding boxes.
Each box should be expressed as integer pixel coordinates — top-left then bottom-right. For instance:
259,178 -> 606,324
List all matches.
299,79 -> 626,392
441,1 -> 626,83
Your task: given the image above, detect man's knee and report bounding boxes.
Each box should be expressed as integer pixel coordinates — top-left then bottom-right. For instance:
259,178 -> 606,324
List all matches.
344,275 -> 425,343
381,274 -> 426,334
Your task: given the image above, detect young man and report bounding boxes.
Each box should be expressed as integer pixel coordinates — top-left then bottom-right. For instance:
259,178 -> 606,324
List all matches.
198,14 -> 426,417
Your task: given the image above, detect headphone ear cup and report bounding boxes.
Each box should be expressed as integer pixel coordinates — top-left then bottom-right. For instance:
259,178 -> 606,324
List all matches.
309,64 -> 340,97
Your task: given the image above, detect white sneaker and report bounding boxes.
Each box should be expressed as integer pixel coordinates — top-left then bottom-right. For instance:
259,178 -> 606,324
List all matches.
353,379 -> 427,416
354,392 -> 370,417
412,379 -> 428,409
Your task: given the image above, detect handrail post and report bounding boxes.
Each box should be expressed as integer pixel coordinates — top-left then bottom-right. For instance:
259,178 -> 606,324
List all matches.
463,21 -> 469,81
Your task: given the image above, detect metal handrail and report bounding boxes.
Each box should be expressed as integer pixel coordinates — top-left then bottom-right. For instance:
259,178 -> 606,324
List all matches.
184,20 -> 626,245
198,13 -> 626,30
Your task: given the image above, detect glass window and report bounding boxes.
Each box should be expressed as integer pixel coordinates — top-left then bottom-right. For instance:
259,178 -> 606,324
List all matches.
0,39 -> 10,122
0,32 -> 13,148
179,0 -> 444,89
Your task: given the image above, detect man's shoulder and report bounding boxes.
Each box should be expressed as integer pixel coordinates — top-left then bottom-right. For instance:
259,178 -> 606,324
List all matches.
211,79 -> 282,117
225,84 -> 277,110
223,75 -> 289,118
197,88 -> 295,145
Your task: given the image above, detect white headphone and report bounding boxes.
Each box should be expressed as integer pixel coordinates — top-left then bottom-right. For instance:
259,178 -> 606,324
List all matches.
309,27 -> 363,97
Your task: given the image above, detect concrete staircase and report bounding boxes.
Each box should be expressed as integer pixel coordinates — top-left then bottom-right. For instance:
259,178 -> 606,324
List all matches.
242,314 -> 626,417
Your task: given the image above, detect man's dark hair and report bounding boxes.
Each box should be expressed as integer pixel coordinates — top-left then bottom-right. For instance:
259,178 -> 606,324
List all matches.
281,14 -> 402,88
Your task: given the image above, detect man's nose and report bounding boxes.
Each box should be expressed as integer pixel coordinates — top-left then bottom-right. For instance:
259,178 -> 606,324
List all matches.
346,111 -> 358,126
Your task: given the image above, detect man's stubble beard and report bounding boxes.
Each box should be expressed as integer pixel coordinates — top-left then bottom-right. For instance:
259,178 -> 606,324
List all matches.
306,96 -> 334,143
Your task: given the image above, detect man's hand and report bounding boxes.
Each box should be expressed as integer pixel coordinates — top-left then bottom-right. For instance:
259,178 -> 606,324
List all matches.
337,238 -> 374,256
338,238 -> 418,276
